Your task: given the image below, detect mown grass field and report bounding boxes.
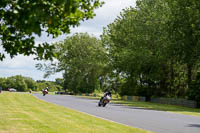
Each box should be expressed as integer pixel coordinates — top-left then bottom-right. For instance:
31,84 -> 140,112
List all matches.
0,92 -> 153,133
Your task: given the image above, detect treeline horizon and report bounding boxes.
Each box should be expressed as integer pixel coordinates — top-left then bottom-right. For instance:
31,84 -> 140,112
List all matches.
0,75 -> 64,92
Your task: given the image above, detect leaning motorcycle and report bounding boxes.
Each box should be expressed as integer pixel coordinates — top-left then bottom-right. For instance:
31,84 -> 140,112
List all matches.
98,95 -> 111,107
42,89 -> 48,96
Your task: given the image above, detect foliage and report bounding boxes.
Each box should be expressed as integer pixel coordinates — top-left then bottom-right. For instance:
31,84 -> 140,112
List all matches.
40,33 -> 108,93
33,0 -> 200,101
0,75 -> 63,92
187,72 -> 200,107
0,0 -> 104,60
55,78 -> 64,87
101,0 -> 200,100
101,0 -> 169,98
59,33 -> 108,93
24,77 -> 36,90
0,77 -> 7,89
166,0 -> 200,86
35,80 -> 62,91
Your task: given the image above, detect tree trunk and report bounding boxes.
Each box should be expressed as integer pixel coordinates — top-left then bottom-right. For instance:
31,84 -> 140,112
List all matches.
160,63 -> 169,97
187,63 -> 193,88
170,59 -> 175,96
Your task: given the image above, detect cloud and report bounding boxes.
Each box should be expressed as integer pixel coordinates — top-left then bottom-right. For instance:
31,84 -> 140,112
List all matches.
74,0 -> 136,36
96,0 -> 135,19
0,66 -> 63,81
34,0 -> 136,42
71,25 -> 102,37
0,55 -> 35,69
0,55 -> 61,80
0,0 -> 136,81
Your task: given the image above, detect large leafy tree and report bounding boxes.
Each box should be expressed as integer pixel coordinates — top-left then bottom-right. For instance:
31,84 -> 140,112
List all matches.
0,77 -> 7,89
4,75 -> 28,91
50,33 -> 107,93
102,0 -> 171,97
24,77 -> 36,90
0,0 -> 103,60
60,33 -> 108,93
167,0 -> 200,86
102,0 -> 200,99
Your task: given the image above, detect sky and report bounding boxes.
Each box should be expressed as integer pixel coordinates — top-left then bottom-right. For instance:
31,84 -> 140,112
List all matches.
0,0 -> 136,81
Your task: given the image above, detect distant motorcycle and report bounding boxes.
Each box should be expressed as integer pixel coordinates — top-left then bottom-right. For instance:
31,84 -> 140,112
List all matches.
98,95 -> 111,107
42,89 -> 48,96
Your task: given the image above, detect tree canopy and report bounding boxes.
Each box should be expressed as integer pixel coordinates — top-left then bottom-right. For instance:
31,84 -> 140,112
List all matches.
0,0 -> 103,60
101,0 -> 200,100
39,32 -> 108,93
33,0 -> 200,106
0,75 -> 63,92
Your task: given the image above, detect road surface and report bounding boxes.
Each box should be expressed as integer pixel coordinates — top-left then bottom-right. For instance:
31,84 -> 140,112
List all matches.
33,94 -> 200,133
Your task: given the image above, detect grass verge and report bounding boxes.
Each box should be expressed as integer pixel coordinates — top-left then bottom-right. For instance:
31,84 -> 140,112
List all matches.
0,92 -> 153,133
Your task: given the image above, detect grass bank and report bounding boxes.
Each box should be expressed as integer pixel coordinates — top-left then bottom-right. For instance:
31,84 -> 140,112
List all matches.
0,92 -> 152,133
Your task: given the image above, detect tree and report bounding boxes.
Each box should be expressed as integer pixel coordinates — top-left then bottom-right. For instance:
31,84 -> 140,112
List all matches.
55,78 -> 64,88
24,77 -> 36,90
5,77 -> 15,89
102,1 -> 171,98
0,75 -> 64,92
167,0 -> 200,86
15,75 -> 28,91
0,0 -> 103,60
40,33 -> 108,93
35,82 -> 46,91
101,0 -> 200,99
0,77 -> 7,89
6,75 -> 28,91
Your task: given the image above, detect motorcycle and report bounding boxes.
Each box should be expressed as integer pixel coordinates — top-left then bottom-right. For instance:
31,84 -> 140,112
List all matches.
98,95 -> 111,107
42,89 -> 48,96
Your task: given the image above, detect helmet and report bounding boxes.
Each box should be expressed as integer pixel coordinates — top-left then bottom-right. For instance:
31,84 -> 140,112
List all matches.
108,90 -> 111,95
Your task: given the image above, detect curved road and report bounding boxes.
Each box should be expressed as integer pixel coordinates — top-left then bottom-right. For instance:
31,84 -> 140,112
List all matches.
34,94 -> 200,133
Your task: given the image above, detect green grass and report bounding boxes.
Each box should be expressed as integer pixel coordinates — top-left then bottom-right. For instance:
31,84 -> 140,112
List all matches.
0,92 -> 153,133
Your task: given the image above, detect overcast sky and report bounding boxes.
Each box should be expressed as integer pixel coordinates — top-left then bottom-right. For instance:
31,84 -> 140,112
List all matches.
0,0 -> 136,81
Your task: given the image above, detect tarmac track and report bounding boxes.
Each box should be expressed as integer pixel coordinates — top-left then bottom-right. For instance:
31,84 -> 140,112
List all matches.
34,94 -> 200,133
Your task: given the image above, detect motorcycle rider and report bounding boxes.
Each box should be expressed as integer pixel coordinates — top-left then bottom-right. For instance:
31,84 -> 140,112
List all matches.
100,90 -> 112,103
42,87 -> 49,96
45,87 -> 49,91
104,91 -> 112,97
